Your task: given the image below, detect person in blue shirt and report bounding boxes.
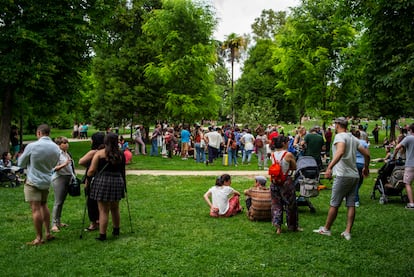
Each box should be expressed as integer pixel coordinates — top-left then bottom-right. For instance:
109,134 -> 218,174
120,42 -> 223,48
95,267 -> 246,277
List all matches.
180,125 -> 191,160
18,124 -> 60,246
353,130 -> 369,207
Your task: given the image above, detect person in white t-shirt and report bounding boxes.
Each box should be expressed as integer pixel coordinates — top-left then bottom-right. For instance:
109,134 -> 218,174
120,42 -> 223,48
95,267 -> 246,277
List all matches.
203,174 -> 242,217
241,129 -> 255,165
313,117 -> 370,240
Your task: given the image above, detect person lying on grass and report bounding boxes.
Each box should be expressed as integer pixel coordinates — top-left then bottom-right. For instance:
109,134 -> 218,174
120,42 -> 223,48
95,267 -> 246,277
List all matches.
203,174 -> 242,217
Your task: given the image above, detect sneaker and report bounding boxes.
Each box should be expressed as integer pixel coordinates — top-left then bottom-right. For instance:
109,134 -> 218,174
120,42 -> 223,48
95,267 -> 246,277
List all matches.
313,226 -> 331,236
355,201 -> 360,208
405,203 -> 414,209
341,231 -> 351,240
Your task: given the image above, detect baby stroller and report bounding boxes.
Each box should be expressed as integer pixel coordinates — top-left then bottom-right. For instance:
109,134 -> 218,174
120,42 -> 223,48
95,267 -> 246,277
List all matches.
294,156 -> 320,213
371,158 -> 407,204
0,166 -> 21,188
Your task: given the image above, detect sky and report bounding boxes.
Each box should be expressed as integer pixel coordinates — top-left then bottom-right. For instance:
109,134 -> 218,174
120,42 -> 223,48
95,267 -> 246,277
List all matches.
211,0 -> 299,79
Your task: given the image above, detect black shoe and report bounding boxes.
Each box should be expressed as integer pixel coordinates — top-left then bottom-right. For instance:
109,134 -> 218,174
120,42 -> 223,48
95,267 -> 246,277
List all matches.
95,233 -> 107,241
112,227 -> 120,237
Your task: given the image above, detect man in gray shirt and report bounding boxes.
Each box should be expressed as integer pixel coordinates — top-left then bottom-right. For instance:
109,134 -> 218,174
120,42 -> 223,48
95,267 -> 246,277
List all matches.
18,124 -> 60,245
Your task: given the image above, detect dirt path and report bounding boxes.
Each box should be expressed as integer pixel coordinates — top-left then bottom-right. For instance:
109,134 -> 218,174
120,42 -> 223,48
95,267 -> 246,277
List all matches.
75,169 -> 266,177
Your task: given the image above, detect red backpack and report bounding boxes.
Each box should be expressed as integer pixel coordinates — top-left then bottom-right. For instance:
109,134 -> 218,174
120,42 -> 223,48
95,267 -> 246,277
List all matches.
268,151 -> 288,184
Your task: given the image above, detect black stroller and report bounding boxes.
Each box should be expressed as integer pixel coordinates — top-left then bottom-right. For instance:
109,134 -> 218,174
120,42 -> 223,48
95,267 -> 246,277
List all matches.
294,156 -> 320,213
371,159 -> 407,204
0,166 -> 22,188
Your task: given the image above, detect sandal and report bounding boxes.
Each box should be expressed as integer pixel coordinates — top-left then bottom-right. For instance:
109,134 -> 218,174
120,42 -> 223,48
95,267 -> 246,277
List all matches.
45,234 -> 56,241
84,226 -> 98,232
26,239 -> 44,246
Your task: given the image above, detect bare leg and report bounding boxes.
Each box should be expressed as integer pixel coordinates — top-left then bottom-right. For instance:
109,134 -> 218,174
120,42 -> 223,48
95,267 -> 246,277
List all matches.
345,206 -> 355,233
110,201 -> 120,229
405,183 -> 414,204
30,201 -> 43,241
98,201 -> 109,235
40,202 -> 52,238
324,206 -> 338,230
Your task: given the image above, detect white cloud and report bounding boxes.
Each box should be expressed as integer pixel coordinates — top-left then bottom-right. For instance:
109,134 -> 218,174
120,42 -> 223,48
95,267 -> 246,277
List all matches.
210,0 -> 299,79
212,0 -> 299,41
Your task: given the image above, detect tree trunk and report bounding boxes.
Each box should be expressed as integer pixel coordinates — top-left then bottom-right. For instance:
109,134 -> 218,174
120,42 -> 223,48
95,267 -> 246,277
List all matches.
0,87 -> 13,154
389,119 -> 397,142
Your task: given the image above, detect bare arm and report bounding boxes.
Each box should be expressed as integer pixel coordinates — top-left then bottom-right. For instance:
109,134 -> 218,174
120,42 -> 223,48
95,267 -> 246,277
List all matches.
78,150 -> 97,167
87,150 -> 104,177
358,144 -> 370,177
203,191 -> 213,208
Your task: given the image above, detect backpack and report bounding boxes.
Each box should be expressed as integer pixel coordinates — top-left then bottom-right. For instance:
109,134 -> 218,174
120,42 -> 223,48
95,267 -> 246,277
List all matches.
231,139 -> 237,150
268,151 -> 288,184
255,138 -> 264,148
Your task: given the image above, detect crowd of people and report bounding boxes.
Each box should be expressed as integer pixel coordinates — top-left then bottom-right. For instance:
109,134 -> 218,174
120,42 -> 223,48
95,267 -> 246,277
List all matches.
11,118 -> 414,244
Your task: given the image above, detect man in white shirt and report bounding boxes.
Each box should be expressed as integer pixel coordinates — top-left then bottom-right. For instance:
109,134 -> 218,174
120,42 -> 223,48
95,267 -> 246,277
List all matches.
204,127 -> 223,165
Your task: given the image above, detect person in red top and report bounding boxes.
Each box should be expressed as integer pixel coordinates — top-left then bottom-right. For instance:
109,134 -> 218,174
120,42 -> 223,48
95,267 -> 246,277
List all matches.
325,127 -> 333,158
268,127 -> 279,147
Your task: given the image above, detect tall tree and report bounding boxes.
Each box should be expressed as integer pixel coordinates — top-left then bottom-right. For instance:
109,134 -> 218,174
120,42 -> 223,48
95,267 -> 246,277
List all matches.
142,0 -> 220,123
220,33 -> 248,125
273,0 -> 357,124
0,0 -> 111,153
360,0 -> 414,140
90,0 -> 163,130
251,10 -> 287,41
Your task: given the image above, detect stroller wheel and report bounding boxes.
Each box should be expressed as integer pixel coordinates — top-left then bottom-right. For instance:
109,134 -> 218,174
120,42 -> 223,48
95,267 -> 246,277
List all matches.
310,207 -> 316,214
370,192 -> 375,200
379,197 -> 385,204
402,195 -> 409,203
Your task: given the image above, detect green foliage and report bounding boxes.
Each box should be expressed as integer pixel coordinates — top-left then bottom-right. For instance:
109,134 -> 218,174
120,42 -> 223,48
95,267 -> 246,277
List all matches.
0,0 -> 111,152
142,0 -> 220,122
273,0 -> 358,124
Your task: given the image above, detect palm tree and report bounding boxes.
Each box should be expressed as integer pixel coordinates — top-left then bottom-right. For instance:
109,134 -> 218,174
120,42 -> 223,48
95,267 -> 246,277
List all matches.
220,33 -> 247,125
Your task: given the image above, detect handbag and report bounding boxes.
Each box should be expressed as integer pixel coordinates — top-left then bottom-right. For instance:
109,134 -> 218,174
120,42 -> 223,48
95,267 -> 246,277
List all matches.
68,155 -> 81,196
68,173 -> 81,197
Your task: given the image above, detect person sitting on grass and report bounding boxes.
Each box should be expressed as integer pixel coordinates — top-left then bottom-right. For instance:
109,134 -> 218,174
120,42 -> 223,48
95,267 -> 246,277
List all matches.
203,174 -> 242,217
244,176 -> 271,221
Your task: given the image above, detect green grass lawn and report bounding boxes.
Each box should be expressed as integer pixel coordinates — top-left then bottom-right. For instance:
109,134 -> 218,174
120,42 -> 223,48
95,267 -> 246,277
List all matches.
1,174 -> 413,276
5,121 -> 412,276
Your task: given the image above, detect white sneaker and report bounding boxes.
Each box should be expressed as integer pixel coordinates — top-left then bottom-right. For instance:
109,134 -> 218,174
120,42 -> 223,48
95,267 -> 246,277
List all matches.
341,231 -> 351,240
405,203 -> 414,210
313,226 -> 331,236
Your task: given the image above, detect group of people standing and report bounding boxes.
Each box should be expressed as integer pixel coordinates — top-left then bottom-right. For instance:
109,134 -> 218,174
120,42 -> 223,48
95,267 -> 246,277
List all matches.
18,124 -> 126,245
72,122 -> 89,139
204,117 -> 376,240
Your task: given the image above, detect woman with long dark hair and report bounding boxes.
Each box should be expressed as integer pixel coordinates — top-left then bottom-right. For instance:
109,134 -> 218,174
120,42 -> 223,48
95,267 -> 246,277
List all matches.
79,132 -> 105,232
87,132 -> 126,241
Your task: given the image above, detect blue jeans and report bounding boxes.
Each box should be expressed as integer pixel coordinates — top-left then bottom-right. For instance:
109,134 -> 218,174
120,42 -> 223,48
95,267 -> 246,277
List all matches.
195,143 -> 205,163
355,163 -> 364,202
150,139 -> 158,156
228,147 -> 237,166
242,149 -> 253,164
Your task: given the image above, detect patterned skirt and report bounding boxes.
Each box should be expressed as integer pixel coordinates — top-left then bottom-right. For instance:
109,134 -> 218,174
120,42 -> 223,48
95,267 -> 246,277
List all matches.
90,172 -> 125,202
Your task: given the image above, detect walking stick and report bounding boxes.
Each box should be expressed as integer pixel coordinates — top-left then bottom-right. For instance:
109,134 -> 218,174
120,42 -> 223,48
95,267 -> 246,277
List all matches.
125,184 -> 134,233
79,193 -> 87,239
